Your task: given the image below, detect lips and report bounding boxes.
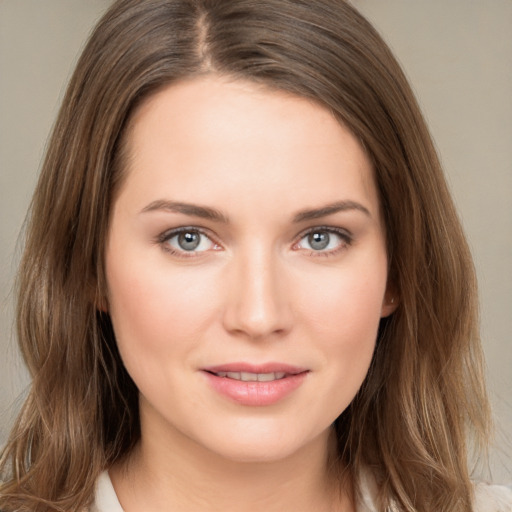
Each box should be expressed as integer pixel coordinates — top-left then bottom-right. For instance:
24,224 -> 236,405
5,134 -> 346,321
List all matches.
201,363 -> 309,406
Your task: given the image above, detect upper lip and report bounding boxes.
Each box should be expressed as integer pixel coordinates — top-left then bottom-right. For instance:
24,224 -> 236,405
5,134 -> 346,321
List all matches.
202,362 -> 309,375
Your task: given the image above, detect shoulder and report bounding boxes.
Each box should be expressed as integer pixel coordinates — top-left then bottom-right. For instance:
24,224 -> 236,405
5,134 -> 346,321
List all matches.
473,482 -> 512,512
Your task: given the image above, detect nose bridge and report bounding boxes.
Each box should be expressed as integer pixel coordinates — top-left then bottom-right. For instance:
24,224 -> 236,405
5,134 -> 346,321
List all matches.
223,242 -> 291,339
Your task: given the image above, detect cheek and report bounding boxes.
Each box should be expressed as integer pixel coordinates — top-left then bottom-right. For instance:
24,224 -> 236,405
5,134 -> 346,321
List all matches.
105,250 -> 222,361
292,257 -> 387,399
296,258 -> 387,339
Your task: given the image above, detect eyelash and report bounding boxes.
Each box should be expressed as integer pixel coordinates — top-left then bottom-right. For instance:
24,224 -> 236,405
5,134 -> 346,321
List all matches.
294,226 -> 353,258
156,225 -> 353,259
156,227 -> 220,258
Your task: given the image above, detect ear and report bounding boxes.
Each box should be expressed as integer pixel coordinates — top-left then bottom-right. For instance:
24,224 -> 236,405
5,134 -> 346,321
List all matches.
96,296 -> 109,313
88,280 -> 108,313
381,285 -> 399,318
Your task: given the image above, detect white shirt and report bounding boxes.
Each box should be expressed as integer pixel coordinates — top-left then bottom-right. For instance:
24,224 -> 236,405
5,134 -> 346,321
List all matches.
91,470 -> 512,512
90,472 -> 124,512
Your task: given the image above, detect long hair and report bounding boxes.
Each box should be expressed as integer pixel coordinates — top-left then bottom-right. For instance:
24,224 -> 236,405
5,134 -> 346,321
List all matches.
0,1 -> 490,511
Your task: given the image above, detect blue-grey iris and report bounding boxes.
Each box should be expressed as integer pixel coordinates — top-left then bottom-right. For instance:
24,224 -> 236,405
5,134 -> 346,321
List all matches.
178,231 -> 200,251
309,232 -> 330,250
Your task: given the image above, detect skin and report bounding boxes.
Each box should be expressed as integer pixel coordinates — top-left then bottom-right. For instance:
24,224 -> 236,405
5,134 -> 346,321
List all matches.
106,76 -> 396,511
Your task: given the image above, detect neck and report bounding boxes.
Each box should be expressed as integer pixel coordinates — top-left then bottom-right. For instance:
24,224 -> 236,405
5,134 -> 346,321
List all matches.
110,408 -> 353,512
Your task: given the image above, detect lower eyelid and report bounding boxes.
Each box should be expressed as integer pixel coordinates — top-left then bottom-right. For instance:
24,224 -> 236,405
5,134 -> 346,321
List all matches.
305,244 -> 348,258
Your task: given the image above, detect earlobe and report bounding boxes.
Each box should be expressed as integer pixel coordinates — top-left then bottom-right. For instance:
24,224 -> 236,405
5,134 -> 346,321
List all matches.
95,289 -> 109,313
89,281 -> 108,313
381,289 -> 399,318
96,298 -> 108,313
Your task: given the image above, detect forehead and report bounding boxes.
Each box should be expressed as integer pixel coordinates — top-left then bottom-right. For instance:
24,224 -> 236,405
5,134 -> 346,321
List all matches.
118,75 -> 379,219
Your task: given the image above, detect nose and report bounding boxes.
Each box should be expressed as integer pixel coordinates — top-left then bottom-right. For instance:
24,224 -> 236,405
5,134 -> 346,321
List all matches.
222,246 -> 293,341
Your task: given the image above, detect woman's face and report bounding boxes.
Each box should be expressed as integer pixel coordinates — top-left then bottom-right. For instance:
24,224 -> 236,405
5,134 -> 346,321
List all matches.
105,76 -> 395,463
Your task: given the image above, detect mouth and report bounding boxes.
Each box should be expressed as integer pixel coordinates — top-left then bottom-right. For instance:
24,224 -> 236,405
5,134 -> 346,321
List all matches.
201,363 -> 309,406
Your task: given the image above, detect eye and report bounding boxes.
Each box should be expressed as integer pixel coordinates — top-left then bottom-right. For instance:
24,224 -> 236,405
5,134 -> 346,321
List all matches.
159,228 -> 219,256
295,227 -> 351,255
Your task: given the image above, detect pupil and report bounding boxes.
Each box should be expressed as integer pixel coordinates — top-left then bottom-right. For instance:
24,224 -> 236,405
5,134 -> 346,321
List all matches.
178,231 -> 200,251
309,232 -> 329,250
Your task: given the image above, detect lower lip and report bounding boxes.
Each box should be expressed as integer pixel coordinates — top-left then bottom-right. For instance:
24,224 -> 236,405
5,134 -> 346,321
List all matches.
203,371 -> 308,406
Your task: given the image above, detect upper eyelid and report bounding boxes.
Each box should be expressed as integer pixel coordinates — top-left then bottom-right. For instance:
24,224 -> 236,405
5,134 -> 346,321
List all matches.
295,225 -> 353,240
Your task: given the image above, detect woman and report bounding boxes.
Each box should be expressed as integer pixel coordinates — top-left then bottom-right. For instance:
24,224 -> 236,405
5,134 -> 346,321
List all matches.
0,0 -> 510,511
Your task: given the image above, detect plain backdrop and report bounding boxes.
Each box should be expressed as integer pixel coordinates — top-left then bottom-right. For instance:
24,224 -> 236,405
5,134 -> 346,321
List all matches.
1,0 -> 511,483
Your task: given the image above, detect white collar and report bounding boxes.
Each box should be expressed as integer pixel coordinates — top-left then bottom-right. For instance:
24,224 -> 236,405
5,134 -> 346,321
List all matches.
90,471 -> 124,512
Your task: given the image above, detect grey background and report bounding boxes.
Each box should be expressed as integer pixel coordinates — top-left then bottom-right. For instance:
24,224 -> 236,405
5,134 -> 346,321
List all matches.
1,0 -> 511,483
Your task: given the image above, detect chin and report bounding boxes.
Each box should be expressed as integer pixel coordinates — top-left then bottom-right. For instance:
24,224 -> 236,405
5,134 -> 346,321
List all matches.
194,420 -> 329,465
210,442 -> 303,464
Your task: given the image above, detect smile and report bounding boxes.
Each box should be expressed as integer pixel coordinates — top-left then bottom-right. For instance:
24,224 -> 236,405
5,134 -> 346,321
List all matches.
202,363 -> 309,406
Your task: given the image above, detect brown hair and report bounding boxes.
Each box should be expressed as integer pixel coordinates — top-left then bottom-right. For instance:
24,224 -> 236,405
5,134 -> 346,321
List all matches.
0,1 -> 490,510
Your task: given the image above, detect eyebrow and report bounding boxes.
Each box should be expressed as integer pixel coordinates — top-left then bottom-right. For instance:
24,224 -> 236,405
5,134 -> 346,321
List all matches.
292,200 -> 371,222
140,200 -> 230,223
140,199 -> 371,223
